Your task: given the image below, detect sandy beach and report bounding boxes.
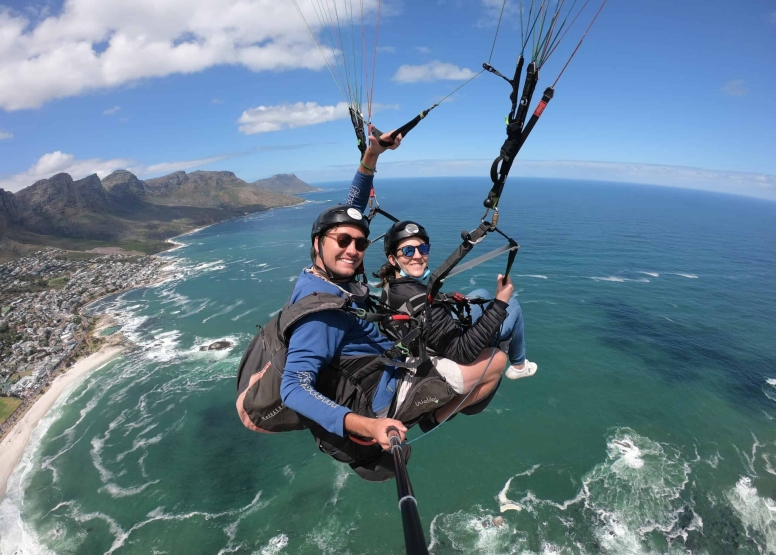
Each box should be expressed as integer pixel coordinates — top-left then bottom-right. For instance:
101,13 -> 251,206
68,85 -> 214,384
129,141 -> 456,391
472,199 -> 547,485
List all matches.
0,345 -> 125,500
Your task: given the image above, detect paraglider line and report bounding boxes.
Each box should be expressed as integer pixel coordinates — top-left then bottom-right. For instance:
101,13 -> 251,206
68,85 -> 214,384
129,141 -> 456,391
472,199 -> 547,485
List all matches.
488,0 -> 508,64
552,0 -> 608,87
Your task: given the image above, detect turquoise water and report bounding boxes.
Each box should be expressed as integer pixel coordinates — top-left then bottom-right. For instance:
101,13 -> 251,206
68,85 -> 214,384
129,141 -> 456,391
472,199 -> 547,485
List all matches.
1,178 -> 775,555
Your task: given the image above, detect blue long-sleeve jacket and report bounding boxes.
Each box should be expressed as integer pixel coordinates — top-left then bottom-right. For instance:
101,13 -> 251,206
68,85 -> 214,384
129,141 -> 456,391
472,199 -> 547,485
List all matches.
280,171 -> 400,437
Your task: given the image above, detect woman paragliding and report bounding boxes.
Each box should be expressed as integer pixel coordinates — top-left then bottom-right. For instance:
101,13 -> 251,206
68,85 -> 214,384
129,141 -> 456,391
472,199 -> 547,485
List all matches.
374,220 -> 538,430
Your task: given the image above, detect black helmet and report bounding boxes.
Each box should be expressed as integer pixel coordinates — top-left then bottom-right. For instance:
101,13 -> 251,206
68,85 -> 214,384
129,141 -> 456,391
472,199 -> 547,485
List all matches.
384,220 -> 430,255
311,205 -> 370,242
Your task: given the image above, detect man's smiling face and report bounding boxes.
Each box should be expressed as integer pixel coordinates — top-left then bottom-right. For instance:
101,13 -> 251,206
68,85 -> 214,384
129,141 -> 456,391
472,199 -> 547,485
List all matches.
315,224 -> 367,280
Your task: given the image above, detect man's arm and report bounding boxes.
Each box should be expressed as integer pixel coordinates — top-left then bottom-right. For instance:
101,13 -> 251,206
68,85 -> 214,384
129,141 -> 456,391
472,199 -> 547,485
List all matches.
344,126 -> 403,213
281,311 -> 408,447
280,312 -> 352,436
345,171 -> 374,213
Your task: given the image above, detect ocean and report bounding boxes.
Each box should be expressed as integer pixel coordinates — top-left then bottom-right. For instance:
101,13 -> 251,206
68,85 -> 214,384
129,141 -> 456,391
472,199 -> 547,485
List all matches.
1,177 -> 774,555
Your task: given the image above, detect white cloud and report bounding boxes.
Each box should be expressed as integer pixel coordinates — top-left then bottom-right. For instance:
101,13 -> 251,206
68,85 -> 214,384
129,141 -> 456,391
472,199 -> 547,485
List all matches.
721,79 -> 748,97
237,101 -> 349,135
0,130 -> 12,140
102,105 -> 121,115
376,45 -> 396,53
414,46 -> 431,54
0,150 -> 229,192
479,0 -> 520,27
0,0 -> 386,111
211,98 -> 223,104
393,61 -> 476,83
141,155 -> 229,176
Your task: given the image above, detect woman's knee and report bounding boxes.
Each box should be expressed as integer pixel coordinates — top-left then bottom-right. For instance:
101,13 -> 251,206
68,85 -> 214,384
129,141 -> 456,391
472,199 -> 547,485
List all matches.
507,297 -> 523,316
468,288 -> 491,299
480,348 -> 507,377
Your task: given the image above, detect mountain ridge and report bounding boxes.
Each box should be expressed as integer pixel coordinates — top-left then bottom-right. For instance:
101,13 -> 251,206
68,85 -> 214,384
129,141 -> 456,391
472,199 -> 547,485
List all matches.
252,173 -> 321,194
0,169 -> 314,262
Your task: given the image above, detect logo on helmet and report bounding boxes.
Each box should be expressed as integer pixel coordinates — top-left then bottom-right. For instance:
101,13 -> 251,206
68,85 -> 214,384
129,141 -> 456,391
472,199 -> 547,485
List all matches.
405,223 -> 419,234
346,208 -> 363,220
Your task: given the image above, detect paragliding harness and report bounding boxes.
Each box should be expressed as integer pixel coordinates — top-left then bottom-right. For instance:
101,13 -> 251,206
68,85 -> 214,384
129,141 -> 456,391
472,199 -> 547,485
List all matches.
235,289 -> 457,481
381,280 -> 496,344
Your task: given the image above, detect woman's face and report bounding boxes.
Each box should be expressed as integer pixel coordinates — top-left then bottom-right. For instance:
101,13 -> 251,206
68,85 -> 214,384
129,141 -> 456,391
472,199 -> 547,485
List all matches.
392,237 -> 430,278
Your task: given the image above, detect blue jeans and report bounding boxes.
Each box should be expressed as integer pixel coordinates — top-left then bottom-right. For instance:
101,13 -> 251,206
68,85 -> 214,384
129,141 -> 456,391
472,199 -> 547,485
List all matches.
467,288 -> 526,365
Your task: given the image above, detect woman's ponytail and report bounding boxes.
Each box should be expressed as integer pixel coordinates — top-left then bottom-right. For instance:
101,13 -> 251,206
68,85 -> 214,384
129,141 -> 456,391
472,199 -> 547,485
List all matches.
373,263 -> 396,288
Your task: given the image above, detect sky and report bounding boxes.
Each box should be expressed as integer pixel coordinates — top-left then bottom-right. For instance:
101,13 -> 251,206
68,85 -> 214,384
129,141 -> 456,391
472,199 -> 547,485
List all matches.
0,0 -> 774,200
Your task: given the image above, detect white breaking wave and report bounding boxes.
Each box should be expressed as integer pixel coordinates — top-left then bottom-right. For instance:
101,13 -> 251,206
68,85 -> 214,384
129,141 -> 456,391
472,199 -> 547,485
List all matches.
179,299 -> 212,318
328,463 -> 350,506
673,273 -> 699,279
427,508 -> 518,554
98,480 -> 160,498
282,465 -> 295,482
0,369 -> 103,555
727,476 -> 776,554
591,276 -> 650,283
764,379 -> 776,403
231,307 -> 258,322
193,260 -> 226,273
638,271 -> 660,277
515,274 -> 549,279
258,533 -> 289,555
202,299 -> 244,323
429,428 -> 698,554
497,464 -> 540,512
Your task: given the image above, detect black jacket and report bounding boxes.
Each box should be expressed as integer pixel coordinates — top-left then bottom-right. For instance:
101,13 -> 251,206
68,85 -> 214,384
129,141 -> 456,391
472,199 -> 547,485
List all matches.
381,276 -> 509,365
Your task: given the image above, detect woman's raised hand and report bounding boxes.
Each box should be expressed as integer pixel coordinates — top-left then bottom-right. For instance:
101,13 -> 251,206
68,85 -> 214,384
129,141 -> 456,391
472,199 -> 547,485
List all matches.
495,274 -> 514,303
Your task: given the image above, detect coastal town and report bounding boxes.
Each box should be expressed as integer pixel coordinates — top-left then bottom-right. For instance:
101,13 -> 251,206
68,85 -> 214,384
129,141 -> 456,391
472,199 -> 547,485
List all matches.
0,249 -> 169,436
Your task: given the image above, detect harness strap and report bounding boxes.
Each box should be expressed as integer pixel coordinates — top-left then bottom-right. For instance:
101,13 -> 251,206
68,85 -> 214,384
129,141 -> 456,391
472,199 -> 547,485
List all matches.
339,328 -> 424,387
426,221 -> 492,302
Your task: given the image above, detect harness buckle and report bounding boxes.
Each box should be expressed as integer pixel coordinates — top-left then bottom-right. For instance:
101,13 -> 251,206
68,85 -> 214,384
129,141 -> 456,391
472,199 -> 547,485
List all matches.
395,342 -> 410,356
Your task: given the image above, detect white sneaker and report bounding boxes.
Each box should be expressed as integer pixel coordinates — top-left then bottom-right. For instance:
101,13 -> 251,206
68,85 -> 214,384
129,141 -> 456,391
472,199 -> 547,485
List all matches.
505,360 -> 538,380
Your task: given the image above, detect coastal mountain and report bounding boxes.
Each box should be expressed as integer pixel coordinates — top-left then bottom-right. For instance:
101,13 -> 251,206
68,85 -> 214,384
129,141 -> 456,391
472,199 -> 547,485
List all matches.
0,170 -> 312,261
252,173 -> 321,194
145,170 -> 297,208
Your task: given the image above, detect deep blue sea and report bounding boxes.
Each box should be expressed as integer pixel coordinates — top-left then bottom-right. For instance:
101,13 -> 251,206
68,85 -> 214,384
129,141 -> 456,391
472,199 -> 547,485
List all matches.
1,177 -> 775,555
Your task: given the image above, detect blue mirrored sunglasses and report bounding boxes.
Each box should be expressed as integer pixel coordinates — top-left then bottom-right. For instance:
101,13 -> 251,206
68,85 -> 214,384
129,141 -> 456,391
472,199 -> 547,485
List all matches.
397,243 -> 430,257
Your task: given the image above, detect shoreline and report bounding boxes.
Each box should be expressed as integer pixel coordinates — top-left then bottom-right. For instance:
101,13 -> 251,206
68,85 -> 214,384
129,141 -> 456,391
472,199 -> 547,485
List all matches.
0,198 -> 313,502
0,232 -> 187,502
0,345 -> 125,500
161,198 -> 314,254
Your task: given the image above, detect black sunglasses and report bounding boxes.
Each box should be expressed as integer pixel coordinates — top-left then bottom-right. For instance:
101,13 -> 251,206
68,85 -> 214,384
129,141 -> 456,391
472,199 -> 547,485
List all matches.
327,233 -> 370,252
397,243 -> 430,257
